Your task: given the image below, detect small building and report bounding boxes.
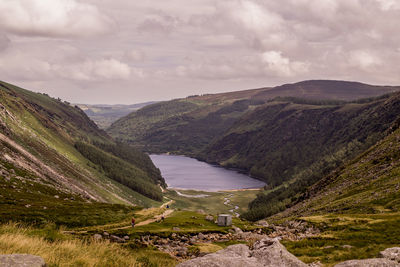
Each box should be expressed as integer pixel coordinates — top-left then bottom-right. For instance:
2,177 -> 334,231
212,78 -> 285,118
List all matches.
217,214 -> 232,226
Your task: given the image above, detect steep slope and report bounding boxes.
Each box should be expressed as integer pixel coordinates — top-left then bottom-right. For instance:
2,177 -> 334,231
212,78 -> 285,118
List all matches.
202,94 -> 400,185
276,120 -> 400,218
108,80 -> 399,156
0,81 -> 164,209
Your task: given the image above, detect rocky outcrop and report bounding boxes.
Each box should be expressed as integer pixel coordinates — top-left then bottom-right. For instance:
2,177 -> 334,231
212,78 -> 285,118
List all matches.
333,258 -> 399,267
177,237 -> 307,267
0,254 -> 46,267
379,247 -> 400,263
333,247 -> 400,266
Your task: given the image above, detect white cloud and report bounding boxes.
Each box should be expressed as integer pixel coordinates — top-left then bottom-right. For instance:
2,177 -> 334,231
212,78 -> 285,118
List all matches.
0,0 -> 114,37
262,51 -> 309,77
0,46 -> 132,81
125,49 -> 146,62
375,0 -> 400,10
348,50 -> 382,70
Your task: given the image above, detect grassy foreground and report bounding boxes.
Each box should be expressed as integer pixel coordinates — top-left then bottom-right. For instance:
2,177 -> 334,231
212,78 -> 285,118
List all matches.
282,213 -> 400,266
0,223 -> 176,267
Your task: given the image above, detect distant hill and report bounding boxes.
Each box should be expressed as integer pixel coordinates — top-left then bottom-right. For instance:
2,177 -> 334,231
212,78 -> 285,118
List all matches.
108,80 -> 399,157
0,80 -> 164,225
78,102 -> 157,129
251,80 -> 398,100
107,80 -> 400,156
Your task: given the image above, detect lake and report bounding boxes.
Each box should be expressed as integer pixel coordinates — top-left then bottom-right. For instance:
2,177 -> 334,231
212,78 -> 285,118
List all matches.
150,154 -> 265,191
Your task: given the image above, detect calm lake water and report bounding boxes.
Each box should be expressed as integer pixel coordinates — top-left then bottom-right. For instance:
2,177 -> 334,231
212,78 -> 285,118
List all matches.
150,154 -> 265,191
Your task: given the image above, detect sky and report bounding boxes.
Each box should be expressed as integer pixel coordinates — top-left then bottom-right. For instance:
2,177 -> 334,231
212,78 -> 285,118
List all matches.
0,0 -> 399,104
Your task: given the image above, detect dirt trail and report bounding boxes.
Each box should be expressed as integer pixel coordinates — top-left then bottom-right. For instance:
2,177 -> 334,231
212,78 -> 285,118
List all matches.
115,199 -> 175,229
63,200 -> 175,234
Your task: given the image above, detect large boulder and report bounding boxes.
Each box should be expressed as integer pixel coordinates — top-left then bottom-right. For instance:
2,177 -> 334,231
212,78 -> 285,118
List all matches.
379,247 -> 400,263
333,258 -> 399,267
177,238 -> 307,267
0,254 -> 46,267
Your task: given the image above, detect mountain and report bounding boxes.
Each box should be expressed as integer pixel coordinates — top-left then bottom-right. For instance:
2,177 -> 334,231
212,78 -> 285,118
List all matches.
0,81 -> 164,224
108,80 -> 399,156
77,102 -> 157,129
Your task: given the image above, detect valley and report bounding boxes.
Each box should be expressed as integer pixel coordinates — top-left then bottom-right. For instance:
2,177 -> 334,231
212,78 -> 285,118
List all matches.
2,80 -> 400,266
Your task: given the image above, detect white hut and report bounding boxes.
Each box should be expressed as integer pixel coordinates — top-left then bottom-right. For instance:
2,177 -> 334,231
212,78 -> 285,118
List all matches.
217,214 -> 232,226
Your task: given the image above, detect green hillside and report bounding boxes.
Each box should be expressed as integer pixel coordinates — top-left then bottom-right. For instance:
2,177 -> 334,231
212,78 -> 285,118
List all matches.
271,117 -> 400,265
0,80 -> 164,219
223,93 -> 400,220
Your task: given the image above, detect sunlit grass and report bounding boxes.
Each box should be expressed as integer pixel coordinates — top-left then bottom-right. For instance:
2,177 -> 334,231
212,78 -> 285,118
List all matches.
0,223 -> 177,267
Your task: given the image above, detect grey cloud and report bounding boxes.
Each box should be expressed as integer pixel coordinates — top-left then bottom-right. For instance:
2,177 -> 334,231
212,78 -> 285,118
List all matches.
0,33 -> 10,51
0,0 -> 399,104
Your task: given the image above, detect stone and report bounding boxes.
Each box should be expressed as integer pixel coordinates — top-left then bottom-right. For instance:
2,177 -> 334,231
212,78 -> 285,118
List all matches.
333,258 -> 399,267
172,227 -> 181,231
110,235 -> 125,243
103,232 -> 109,237
176,247 -> 188,257
197,233 -> 205,240
93,234 -> 102,241
379,247 -> 400,263
342,245 -> 353,249
256,220 -> 269,227
123,236 -> 130,240
205,215 -> 214,222
0,254 -> 46,267
177,237 -> 308,267
232,226 -> 243,234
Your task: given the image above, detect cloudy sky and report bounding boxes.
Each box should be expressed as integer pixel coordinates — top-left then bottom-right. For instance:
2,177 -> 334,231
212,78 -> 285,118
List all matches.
0,0 -> 399,104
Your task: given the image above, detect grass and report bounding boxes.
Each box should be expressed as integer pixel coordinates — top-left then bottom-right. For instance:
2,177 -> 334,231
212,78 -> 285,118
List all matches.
111,210 -> 257,239
0,223 -> 177,267
281,213 -> 400,266
164,188 -> 261,215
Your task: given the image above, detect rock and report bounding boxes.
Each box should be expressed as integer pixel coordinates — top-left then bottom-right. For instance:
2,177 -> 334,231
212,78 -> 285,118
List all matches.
176,247 -> 188,257
342,245 -> 353,249
123,236 -> 130,240
232,226 -> 243,234
256,220 -> 269,227
205,215 -> 214,222
103,232 -> 109,237
197,209 -> 206,214
334,258 -> 399,266
54,195 -> 59,199
110,235 -> 125,243
172,227 -> 181,231
0,254 -> 46,267
379,247 -> 400,263
93,234 -> 102,241
177,237 -> 308,267
197,233 -> 205,240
